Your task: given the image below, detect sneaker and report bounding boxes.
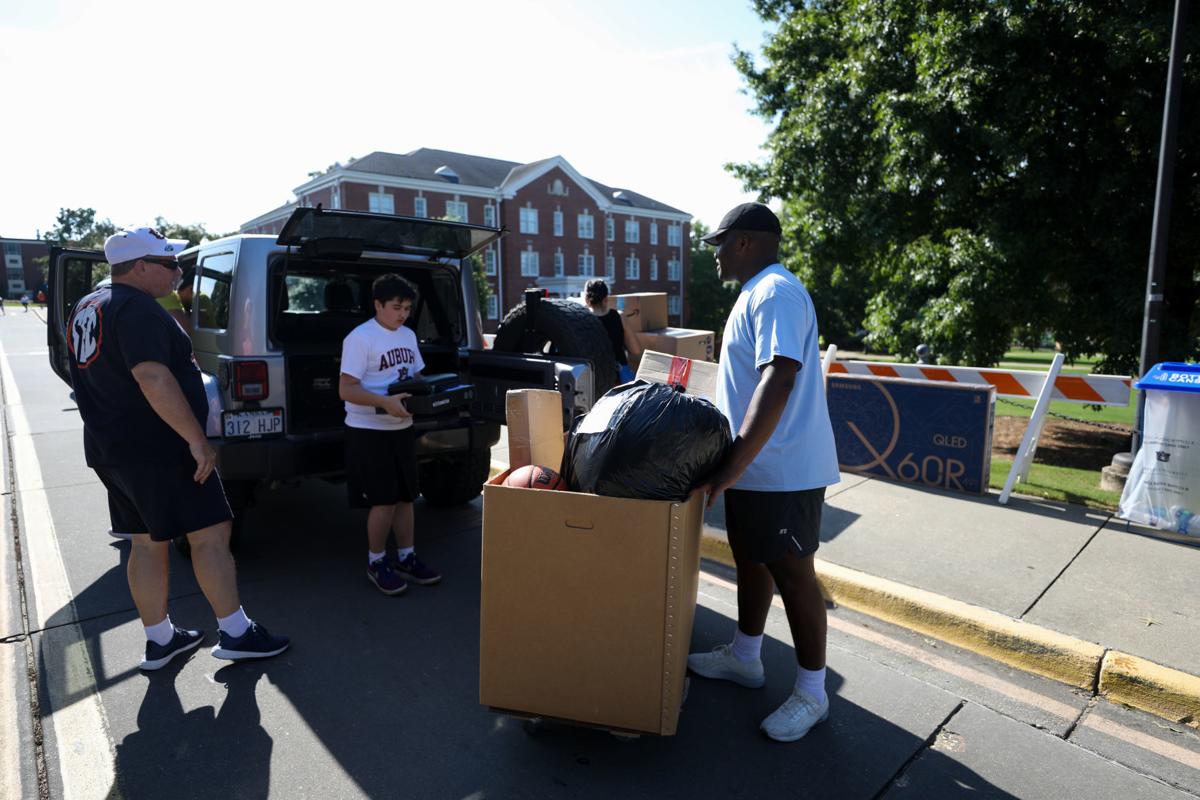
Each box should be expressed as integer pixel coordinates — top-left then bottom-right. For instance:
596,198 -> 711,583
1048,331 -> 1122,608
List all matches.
367,558 -> 409,595
108,528 -> 135,541
760,688 -> 830,742
391,553 -> 442,586
140,626 -> 204,671
686,644 -> 765,688
211,622 -> 290,661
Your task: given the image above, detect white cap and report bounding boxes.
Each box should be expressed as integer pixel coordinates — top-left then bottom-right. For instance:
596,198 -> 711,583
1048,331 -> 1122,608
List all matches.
103,226 -> 189,265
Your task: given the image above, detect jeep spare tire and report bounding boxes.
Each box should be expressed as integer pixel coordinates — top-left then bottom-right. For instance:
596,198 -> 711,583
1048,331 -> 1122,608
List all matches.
492,299 -> 619,397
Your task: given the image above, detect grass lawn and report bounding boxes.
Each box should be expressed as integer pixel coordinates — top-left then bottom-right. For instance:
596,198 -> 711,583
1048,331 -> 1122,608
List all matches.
990,458 -> 1122,510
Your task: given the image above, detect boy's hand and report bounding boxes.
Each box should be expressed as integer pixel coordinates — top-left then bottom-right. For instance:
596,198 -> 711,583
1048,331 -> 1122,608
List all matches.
383,393 -> 413,418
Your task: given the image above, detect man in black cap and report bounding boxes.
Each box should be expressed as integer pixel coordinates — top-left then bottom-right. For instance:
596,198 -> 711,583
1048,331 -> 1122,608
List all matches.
689,202 -> 841,742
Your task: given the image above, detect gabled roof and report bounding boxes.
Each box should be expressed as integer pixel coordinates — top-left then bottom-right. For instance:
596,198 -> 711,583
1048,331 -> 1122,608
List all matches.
298,148 -> 689,218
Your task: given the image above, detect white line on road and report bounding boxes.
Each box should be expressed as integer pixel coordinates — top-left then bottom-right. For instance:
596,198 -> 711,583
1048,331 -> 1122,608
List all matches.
0,338 -> 119,798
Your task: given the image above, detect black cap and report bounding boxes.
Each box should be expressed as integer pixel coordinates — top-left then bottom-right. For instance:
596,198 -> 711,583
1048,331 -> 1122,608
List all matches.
701,202 -> 781,245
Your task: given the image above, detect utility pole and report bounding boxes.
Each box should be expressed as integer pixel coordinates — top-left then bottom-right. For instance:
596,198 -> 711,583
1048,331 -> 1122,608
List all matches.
1133,0 -> 1190,454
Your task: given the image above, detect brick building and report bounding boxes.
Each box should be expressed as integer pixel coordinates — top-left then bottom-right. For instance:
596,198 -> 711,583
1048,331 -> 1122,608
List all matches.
1,238 -> 50,299
241,149 -> 692,331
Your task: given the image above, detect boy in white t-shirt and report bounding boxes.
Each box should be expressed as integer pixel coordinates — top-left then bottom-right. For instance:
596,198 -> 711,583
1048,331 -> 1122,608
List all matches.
338,274 -> 442,595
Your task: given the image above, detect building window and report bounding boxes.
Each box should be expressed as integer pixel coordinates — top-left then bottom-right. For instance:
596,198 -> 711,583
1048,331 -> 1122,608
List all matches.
667,225 -> 682,246
550,178 -> 566,196
485,249 -> 497,276
649,223 -> 658,246
553,211 -> 563,237
624,220 -> 639,243
484,204 -> 497,227
520,250 -> 539,277
414,197 -> 428,218
577,212 -> 594,239
553,251 -> 564,277
605,255 -> 615,278
577,253 -> 595,276
650,256 -> 659,281
446,200 -> 468,223
3,243 -> 20,256
487,295 -> 499,320
519,206 -> 539,234
625,256 -> 640,280
669,295 -> 682,316
331,189 -> 341,210
667,258 -> 682,281
368,190 -> 395,215
605,218 -> 615,241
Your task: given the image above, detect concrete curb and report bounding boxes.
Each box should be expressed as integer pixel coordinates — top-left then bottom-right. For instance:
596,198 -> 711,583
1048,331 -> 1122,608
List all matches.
698,533 -> 1200,727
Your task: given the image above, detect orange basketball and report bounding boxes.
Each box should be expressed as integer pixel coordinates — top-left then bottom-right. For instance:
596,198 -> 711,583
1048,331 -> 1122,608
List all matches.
503,464 -> 566,490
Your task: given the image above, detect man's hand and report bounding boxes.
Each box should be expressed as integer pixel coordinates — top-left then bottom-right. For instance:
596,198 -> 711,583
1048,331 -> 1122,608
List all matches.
704,457 -> 746,509
189,438 -> 218,484
383,393 -> 413,418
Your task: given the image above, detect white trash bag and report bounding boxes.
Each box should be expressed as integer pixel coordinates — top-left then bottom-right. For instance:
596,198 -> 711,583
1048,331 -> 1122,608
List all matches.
1119,365 -> 1200,536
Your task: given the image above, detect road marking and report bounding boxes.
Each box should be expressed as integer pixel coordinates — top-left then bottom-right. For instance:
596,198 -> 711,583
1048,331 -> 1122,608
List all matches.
0,338 -> 119,798
697,569 -> 1200,772
1,433 -> 23,800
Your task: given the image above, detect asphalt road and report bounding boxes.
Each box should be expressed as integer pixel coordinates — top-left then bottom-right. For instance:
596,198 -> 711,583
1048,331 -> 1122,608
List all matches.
3,310 -> 1198,800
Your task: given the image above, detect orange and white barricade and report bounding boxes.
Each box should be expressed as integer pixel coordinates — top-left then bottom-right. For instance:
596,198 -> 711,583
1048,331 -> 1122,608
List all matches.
821,346 -> 1131,504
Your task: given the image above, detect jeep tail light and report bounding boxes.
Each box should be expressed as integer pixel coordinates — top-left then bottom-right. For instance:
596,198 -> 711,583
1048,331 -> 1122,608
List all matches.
232,360 -> 269,402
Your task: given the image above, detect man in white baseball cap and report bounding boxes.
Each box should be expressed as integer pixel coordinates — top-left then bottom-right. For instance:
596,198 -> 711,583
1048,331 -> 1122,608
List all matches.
65,225 -> 289,671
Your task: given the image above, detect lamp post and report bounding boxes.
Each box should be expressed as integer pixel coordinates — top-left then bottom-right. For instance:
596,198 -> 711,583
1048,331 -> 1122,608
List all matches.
1132,0 -> 1190,454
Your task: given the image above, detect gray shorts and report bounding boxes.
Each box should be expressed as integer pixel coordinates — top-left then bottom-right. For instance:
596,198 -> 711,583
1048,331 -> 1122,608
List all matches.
724,487 -> 825,564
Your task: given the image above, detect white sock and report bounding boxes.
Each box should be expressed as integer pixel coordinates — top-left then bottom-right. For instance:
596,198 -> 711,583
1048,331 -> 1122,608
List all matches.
730,629 -> 763,663
368,550 -> 386,565
217,606 -> 252,638
397,546 -> 415,560
144,616 -> 174,646
795,665 -> 827,704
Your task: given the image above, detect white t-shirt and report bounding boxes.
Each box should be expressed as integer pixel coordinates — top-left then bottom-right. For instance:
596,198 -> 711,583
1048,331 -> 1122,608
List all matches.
340,318 -> 425,431
716,263 -> 840,492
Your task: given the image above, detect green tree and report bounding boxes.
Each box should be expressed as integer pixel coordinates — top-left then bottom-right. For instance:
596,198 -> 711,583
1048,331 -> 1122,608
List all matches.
467,253 -> 493,317
685,220 -> 738,347
733,0 -> 1200,370
43,208 -> 118,249
152,217 -> 236,245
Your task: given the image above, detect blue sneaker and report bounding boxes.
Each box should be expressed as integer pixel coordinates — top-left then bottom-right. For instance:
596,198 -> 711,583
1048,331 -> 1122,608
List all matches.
140,626 -> 204,671
368,558 -> 409,595
391,552 -> 442,586
211,622 -> 290,662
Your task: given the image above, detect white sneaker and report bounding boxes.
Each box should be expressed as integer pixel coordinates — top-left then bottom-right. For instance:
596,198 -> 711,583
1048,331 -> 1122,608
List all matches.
686,644 -> 765,688
760,688 -> 830,742
108,529 -> 134,541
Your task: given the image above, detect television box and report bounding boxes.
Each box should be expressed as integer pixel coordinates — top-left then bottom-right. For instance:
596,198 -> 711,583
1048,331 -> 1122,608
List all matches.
636,328 -> 715,362
611,292 -> 668,332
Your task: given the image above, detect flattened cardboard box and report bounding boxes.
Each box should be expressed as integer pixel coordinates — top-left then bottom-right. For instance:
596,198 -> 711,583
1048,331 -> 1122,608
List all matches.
505,389 -> 564,471
612,292 -> 669,332
480,477 -> 704,735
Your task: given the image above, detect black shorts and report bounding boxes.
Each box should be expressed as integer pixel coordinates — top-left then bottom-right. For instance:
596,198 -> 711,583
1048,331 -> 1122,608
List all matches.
724,487 -> 825,564
344,426 -> 419,508
95,460 -> 233,542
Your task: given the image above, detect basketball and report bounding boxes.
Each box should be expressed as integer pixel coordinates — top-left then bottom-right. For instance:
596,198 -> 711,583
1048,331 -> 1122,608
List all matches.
503,464 -> 566,491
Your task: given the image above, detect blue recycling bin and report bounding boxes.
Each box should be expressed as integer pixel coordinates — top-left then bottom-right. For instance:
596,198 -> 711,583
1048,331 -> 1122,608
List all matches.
1118,362 -> 1200,536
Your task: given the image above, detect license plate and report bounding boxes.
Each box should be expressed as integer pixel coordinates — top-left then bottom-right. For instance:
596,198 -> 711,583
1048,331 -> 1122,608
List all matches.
222,409 -> 284,439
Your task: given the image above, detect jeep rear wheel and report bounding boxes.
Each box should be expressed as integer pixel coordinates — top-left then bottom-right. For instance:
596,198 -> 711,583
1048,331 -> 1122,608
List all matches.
420,447 -> 493,507
492,298 -> 619,397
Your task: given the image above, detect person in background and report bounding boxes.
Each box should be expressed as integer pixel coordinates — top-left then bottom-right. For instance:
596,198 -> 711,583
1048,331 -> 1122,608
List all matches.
583,279 -> 641,383
20,293 -> 30,312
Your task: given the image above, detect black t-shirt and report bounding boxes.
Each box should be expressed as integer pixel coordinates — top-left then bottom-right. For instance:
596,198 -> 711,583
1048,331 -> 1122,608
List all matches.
66,284 -> 208,467
598,309 -> 628,366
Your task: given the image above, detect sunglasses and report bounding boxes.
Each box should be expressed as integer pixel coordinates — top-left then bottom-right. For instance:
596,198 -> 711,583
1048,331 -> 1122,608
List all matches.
141,256 -> 180,270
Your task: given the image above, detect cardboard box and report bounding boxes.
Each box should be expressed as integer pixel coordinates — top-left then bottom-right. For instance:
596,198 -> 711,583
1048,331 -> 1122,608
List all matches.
636,350 -> 719,400
612,292 -> 668,332
636,327 -> 715,362
479,477 -> 705,735
505,389 -> 564,471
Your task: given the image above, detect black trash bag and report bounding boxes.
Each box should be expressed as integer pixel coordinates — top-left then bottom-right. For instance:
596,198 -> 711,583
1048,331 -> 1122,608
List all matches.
564,381 -> 732,501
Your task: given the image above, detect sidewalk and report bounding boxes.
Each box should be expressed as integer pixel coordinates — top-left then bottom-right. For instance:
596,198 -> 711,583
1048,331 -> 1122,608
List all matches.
491,434 -> 1200,728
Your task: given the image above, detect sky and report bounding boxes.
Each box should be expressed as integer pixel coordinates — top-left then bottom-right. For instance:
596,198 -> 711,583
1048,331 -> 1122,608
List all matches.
0,0 -> 776,240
